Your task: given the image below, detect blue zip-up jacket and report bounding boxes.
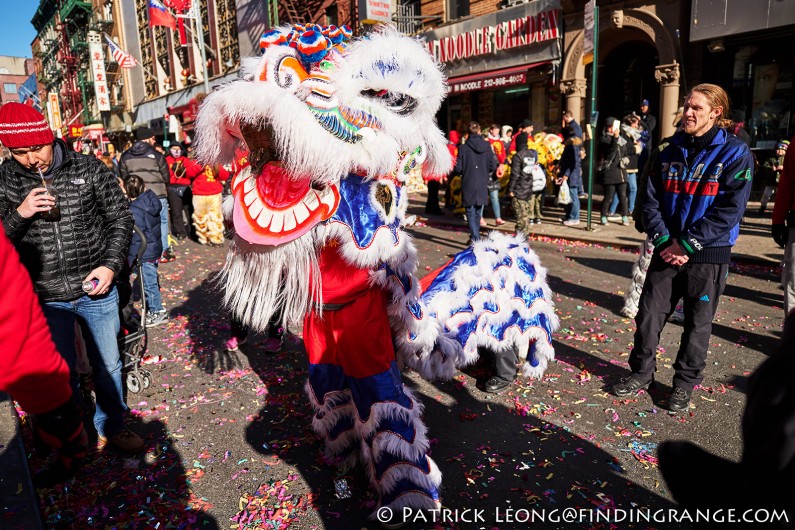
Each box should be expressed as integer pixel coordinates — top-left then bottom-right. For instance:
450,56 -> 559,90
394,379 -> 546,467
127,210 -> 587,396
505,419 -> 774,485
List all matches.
643,127 -> 753,263
128,189 -> 163,265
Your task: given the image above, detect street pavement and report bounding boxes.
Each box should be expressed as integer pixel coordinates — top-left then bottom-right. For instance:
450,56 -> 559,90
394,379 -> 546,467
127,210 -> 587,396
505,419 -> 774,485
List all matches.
1,192 -> 786,529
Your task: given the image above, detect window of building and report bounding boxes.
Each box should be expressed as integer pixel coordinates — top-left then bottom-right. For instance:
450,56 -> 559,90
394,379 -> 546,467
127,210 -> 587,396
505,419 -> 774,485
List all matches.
448,0 -> 469,21
749,59 -> 792,149
325,5 -> 338,27
3,84 -> 17,94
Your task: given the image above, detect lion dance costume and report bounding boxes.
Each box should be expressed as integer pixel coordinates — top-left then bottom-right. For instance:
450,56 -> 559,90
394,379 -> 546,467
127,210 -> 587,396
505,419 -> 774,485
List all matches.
195,24 -> 558,518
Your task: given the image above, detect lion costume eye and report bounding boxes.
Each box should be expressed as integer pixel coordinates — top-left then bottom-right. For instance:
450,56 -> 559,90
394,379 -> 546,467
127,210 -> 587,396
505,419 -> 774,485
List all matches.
361,89 -> 418,116
274,55 -> 309,90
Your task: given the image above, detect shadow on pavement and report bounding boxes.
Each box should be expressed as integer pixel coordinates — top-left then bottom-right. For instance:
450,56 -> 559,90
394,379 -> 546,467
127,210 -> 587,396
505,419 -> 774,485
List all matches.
29,418 -> 218,529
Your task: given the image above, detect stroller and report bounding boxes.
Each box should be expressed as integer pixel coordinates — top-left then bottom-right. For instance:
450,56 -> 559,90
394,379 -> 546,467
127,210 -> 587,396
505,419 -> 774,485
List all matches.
117,225 -> 152,394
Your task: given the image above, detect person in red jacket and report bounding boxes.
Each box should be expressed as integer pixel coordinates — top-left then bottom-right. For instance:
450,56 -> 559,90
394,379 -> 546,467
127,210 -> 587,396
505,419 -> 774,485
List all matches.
166,143 -> 203,242
0,225 -> 89,485
191,164 -> 231,246
772,135 -> 795,319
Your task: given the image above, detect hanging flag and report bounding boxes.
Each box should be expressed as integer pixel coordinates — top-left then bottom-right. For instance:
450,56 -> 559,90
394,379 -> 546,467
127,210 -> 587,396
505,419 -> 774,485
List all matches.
104,34 -> 138,68
149,0 -> 177,30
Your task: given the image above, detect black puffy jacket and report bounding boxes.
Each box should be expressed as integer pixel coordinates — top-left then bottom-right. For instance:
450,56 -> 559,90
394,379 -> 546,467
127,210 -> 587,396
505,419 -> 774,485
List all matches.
0,140 -> 133,302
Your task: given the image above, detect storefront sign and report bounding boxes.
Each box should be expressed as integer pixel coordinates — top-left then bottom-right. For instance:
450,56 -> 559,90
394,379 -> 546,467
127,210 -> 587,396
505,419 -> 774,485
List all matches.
88,32 -> 111,112
427,8 -> 559,63
449,71 -> 526,94
358,0 -> 392,25
420,0 -> 561,80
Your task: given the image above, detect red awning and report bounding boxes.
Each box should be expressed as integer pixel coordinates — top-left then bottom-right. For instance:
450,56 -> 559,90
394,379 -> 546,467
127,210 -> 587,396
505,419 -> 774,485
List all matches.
448,62 -> 547,94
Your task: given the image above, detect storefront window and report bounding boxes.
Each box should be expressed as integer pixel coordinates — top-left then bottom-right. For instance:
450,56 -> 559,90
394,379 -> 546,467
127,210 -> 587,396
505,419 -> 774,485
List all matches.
749,60 -> 792,148
448,0 -> 469,21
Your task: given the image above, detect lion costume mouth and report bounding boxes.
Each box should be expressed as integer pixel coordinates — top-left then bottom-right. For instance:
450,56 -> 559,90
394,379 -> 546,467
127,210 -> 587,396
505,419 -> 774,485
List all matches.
231,165 -> 340,245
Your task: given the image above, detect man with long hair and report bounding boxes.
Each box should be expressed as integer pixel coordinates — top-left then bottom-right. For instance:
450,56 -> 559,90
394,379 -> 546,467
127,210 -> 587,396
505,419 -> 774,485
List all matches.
609,84 -> 754,412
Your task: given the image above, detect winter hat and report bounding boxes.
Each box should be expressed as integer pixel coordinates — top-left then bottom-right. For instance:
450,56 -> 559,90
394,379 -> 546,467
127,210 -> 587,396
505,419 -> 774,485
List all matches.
514,131 -> 529,151
0,102 -> 54,149
641,99 -> 650,107
136,126 -> 155,141
777,140 -> 790,150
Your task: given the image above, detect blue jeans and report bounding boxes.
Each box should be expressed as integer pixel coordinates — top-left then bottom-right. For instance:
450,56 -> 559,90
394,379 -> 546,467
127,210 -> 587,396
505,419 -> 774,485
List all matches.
609,173 -> 638,214
564,182 -> 580,221
465,204 -> 482,242
141,260 -> 163,313
489,188 -> 501,220
159,197 -> 170,252
41,286 -> 127,437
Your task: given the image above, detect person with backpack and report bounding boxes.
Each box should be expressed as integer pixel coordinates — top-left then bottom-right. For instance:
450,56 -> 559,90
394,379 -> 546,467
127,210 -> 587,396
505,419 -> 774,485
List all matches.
510,132 -> 545,233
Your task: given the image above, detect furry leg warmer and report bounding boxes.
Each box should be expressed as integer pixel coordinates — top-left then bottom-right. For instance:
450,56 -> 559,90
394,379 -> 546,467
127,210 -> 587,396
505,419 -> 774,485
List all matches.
621,238 -> 654,318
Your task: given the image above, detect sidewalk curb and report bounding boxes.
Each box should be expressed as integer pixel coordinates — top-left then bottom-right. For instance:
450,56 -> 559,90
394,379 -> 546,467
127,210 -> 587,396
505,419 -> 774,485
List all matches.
421,219 -> 781,269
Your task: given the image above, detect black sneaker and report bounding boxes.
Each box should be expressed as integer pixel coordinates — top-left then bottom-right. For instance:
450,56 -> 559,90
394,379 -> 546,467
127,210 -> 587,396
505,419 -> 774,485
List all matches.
484,376 -> 513,394
668,387 -> 692,411
610,375 -> 653,397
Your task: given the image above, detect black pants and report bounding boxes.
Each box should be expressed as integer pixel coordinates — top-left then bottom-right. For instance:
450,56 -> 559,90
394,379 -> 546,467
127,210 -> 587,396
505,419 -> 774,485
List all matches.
629,255 -> 728,389
601,182 -> 628,217
425,180 -> 443,214
167,186 -> 194,239
230,312 -> 284,341
493,348 -> 518,382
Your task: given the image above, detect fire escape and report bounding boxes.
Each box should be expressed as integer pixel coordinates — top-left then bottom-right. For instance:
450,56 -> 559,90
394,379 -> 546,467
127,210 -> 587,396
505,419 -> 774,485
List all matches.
57,0 -> 93,127
277,0 -> 339,26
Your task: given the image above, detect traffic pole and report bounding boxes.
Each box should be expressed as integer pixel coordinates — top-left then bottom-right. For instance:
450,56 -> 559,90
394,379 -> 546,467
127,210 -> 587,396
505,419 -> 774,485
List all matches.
586,5 -> 599,231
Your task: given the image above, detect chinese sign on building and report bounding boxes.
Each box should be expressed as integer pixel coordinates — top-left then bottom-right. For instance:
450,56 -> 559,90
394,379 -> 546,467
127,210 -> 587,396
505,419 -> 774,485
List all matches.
47,92 -> 62,130
88,32 -> 111,112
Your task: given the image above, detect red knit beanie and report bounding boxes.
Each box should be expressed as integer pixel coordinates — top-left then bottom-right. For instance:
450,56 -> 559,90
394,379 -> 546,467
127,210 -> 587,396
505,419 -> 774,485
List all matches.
0,102 -> 54,149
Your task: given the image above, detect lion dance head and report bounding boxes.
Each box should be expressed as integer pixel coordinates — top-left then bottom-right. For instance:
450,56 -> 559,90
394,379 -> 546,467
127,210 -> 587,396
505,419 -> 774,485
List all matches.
195,24 -> 451,330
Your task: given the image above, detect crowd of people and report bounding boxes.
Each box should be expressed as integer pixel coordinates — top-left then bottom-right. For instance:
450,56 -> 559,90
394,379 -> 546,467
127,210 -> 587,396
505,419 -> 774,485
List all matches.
425,100 -> 664,242
0,76 -> 794,524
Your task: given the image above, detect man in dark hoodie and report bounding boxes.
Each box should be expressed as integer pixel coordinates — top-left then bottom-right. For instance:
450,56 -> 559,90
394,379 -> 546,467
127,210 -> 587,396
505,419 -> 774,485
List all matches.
119,127 -> 173,261
455,121 -> 497,243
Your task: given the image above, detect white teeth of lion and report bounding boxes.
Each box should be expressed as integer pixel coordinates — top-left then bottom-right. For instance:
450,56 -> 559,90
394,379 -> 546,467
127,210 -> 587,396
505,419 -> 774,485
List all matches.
244,187 -> 258,207
293,202 -> 310,224
303,191 -> 320,210
283,211 -> 297,231
233,167 -> 249,189
243,176 -> 255,193
319,188 -> 336,209
256,207 -> 273,228
269,211 -> 285,232
248,196 -> 264,219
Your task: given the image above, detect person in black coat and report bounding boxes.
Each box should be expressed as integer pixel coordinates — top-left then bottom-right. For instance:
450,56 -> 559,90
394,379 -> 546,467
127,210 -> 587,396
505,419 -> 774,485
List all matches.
455,121 -> 498,243
598,118 -> 629,225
